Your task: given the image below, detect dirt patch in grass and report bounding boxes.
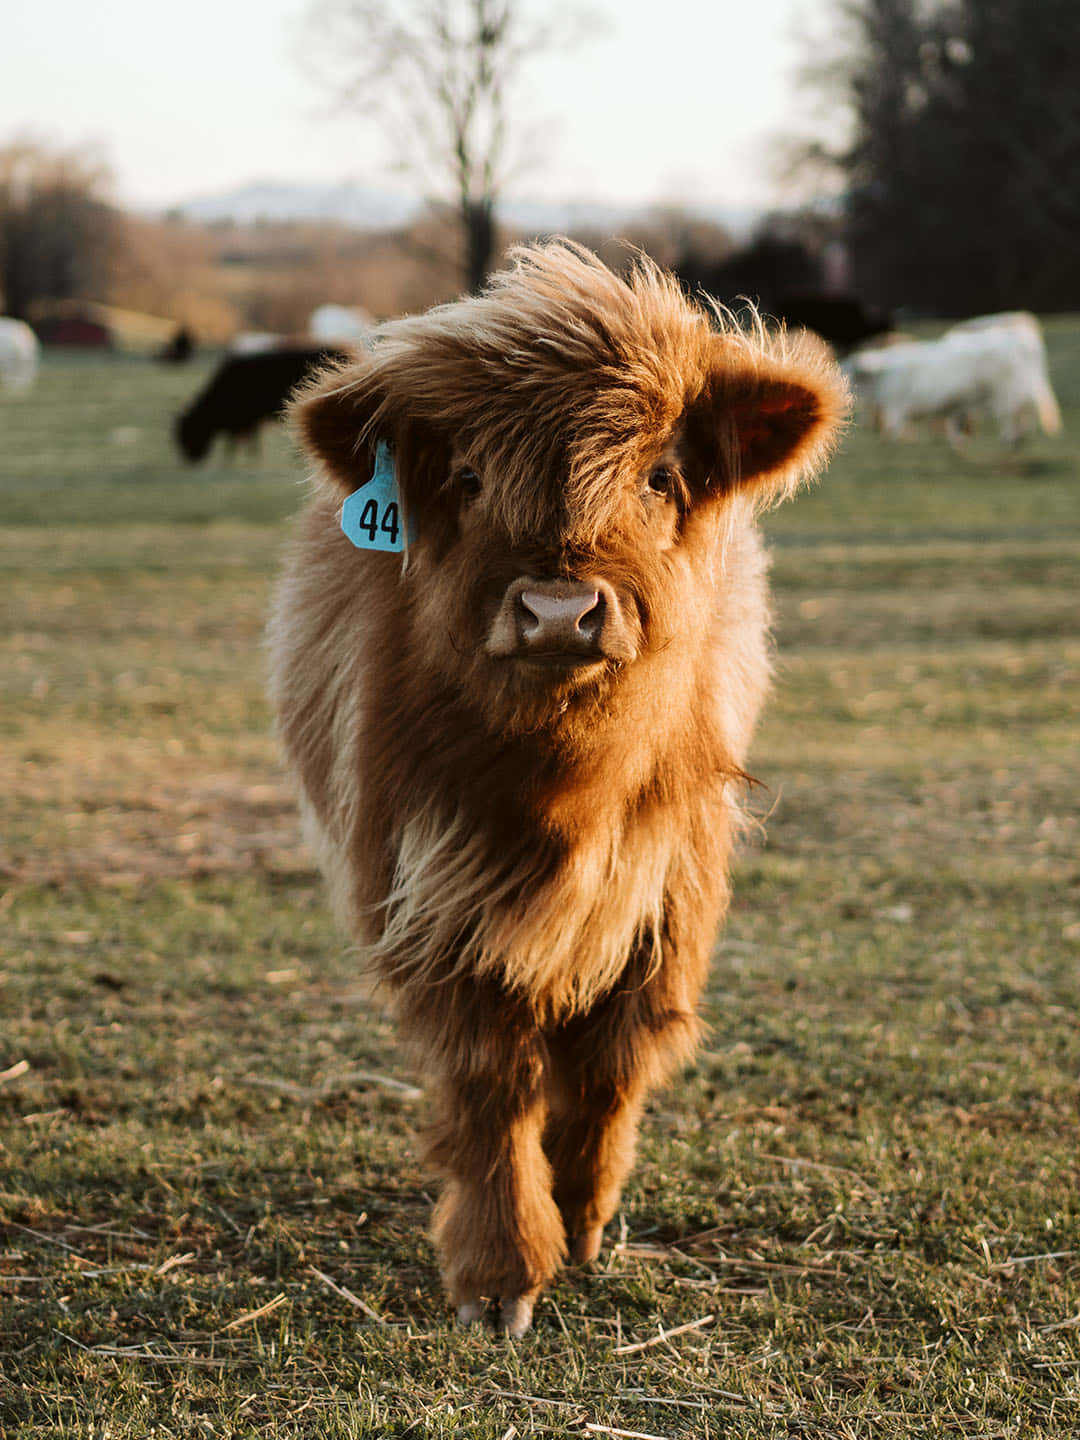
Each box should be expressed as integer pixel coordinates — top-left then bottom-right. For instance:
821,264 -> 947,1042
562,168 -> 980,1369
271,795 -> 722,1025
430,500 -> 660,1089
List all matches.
2,740 -> 312,890
5,766 -> 309,888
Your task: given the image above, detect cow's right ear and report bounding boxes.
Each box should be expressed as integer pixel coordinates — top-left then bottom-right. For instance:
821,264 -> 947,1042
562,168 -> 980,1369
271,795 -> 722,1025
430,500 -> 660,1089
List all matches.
291,363 -> 390,496
684,327 -> 850,506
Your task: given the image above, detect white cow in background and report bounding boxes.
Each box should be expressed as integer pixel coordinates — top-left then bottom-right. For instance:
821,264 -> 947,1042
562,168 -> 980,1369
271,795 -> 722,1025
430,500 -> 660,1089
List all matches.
308,303 -> 373,347
944,311 -> 1062,436
0,317 -> 41,393
228,331 -> 283,356
947,310 -> 1046,351
846,311 -> 1062,447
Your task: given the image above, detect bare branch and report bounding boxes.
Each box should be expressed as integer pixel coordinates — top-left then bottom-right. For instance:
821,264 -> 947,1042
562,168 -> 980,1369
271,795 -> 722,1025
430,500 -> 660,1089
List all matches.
300,0 -> 602,288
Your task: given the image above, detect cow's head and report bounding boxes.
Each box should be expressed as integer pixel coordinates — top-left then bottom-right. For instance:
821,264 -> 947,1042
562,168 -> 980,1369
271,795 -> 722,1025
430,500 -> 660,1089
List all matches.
175,406 -> 213,463
291,243 -> 848,731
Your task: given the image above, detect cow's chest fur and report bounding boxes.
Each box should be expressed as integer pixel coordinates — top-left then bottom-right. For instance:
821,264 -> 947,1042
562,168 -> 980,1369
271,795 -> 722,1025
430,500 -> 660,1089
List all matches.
368,755 -> 732,1022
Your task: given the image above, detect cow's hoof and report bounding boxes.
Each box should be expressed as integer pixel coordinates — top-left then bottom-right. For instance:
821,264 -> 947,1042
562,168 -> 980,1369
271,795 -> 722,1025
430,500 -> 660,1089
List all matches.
570,1225 -> 604,1264
497,1295 -> 534,1338
456,1299 -> 485,1326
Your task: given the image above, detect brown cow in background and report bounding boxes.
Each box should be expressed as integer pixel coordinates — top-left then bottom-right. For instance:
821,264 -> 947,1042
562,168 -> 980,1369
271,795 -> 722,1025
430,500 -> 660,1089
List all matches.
268,242 -> 848,1336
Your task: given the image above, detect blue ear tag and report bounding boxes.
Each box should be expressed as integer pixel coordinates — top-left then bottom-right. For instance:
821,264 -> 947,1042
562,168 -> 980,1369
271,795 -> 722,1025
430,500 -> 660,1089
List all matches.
340,440 -> 416,552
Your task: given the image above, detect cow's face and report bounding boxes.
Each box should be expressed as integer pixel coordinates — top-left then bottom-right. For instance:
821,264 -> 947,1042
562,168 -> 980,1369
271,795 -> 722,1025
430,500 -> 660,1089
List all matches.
437,430 -> 687,677
291,246 -> 847,731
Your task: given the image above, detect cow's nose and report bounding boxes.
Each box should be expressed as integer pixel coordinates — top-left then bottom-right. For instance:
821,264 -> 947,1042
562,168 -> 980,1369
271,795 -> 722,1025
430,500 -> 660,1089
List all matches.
517,584 -> 603,651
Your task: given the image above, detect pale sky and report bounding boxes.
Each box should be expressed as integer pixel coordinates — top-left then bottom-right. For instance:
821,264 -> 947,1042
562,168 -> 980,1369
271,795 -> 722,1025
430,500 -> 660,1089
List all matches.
1,0 -> 836,214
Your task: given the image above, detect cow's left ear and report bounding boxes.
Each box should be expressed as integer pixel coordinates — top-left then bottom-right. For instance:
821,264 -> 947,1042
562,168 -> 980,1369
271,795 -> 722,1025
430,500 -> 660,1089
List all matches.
290,358 -> 391,497
292,357 -> 449,522
684,330 -> 850,502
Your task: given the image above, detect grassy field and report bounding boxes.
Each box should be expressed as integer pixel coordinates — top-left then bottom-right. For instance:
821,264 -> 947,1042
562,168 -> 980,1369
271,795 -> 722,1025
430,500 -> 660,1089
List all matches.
1,328 -> 1079,1438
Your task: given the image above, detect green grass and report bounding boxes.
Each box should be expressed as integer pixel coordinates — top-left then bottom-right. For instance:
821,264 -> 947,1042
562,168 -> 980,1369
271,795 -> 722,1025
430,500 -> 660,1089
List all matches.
1,332 -> 1079,1437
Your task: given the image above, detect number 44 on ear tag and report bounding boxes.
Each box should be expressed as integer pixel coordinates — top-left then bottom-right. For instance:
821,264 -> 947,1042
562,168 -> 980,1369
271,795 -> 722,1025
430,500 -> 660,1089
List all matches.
341,440 -> 416,552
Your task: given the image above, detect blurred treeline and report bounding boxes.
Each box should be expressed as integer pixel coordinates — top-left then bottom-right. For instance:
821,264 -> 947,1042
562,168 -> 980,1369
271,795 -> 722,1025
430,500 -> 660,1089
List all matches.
811,0 -> 1080,314
0,140 -> 743,339
0,142 -> 743,339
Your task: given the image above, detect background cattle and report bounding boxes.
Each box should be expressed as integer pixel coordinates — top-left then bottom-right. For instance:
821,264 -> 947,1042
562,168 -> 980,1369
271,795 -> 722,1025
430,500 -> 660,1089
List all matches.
944,311 -> 1062,428
674,238 -> 891,355
0,317 -> 41,393
269,242 -> 848,1335
771,294 -> 894,355
154,325 -> 195,363
228,331 -> 285,356
175,345 -> 351,462
844,314 -> 1062,446
309,303 -> 374,347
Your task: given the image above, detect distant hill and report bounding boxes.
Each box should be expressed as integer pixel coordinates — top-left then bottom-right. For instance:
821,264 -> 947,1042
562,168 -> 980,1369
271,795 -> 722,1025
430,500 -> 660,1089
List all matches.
171,180 -> 759,239
174,181 -> 423,229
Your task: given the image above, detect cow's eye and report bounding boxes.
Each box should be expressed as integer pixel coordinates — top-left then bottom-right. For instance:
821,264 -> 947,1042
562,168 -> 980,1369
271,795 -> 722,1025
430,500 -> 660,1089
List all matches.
648,466 -> 674,496
456,467 -> 482,498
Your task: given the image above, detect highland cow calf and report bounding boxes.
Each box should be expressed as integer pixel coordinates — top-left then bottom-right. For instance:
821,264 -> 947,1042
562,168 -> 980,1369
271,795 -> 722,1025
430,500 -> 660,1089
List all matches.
269,242 -> 848,1336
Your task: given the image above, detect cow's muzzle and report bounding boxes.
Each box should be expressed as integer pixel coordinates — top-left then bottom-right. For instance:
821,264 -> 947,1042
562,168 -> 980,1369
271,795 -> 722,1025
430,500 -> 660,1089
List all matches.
486,576 -> 635,666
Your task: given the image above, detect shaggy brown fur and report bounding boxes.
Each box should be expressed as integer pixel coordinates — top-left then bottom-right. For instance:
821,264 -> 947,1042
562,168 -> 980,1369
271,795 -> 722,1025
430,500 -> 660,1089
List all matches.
268,241 -> 848,1336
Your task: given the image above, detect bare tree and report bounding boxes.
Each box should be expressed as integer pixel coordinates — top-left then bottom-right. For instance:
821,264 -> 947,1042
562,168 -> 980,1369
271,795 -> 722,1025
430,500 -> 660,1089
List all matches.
0,141 -> 119,319
304,0 -> 597,292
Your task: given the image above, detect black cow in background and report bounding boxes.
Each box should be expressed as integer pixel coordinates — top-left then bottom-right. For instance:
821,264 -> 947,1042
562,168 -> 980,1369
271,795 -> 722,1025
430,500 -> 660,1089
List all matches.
175,346 -> 351,462
156,326 -> 196,364
676,236 -> 892,355
771,294 -> 893,354
677,235 -> 820,313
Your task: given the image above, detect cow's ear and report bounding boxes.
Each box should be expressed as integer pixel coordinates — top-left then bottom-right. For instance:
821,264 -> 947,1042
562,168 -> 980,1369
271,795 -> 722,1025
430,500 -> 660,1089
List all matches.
291,361 -> 450,538
290,361 -> 390,496
685,330 -> 849,502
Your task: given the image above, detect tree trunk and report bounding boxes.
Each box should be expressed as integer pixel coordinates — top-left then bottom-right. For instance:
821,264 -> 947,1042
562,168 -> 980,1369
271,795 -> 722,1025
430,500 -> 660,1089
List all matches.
463,197 -> 496,293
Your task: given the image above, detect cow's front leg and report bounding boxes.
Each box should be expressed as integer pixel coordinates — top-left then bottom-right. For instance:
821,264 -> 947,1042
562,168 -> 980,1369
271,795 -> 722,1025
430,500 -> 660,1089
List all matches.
407,983 -> 565,1336
544,1059 -> 646,1264
544,947 -> 705,1265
